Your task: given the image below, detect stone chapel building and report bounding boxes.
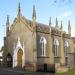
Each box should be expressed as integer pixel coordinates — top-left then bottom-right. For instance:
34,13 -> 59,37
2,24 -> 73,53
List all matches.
3,1 -> 75,72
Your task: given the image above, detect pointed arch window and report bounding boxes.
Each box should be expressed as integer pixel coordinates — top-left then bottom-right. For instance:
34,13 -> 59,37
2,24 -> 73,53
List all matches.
40,36 -> 47,56
64,40 -> 69,57
53,38 -> 59,57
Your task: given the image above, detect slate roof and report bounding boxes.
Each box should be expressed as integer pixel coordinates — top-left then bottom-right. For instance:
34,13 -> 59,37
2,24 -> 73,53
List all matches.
10,15 -> 70,37
36,22 -> 49,33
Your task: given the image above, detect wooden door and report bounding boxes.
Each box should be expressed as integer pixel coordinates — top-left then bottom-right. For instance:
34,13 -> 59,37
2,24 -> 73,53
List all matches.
17,48 -> 23,67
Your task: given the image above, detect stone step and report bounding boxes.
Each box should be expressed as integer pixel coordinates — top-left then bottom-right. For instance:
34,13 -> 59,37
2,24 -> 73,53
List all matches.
56,66 -> 68,73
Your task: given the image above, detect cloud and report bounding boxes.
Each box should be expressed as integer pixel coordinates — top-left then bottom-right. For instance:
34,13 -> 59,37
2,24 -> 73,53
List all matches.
58,11 -> 72,19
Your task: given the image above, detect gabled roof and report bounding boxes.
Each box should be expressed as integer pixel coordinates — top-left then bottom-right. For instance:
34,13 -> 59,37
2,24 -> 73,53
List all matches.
9,14 -> 70,37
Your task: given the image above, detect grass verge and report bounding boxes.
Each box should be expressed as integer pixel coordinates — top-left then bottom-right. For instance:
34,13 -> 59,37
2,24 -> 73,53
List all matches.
55,69 -> 75,75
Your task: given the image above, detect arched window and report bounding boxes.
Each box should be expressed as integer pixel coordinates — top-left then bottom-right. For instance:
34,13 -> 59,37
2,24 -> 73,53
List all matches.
64,40 -> 69,57
53,38 -> 59,57
40,36 -> 47,56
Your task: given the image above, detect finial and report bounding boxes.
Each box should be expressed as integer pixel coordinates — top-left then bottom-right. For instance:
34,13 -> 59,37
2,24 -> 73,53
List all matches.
60,21 -> 63,30
68,20 -> 71,27
18,0 -> 21,18
6,15 -> 9,25
68,20 -> 71,36
49,17 -> 51,26
6,15 -> 10,36
19,0 -> 20,3
56,17 -> 58,27
49,17 -> 51,33
32,5 -> 36,20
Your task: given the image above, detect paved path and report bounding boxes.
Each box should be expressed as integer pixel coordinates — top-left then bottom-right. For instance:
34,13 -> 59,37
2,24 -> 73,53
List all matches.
0,68 -> 54,75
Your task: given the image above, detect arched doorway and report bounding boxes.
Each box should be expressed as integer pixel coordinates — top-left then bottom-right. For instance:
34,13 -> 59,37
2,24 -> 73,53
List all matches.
17,48 -> 23,67
6,53 -> 12,67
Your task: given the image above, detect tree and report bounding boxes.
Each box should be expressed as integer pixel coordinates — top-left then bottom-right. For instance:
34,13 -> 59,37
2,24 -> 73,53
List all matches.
0,46 -> 4,52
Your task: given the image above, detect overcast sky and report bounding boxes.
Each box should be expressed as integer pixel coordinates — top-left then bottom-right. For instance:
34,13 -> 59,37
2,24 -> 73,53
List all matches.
0,0 -> 75,49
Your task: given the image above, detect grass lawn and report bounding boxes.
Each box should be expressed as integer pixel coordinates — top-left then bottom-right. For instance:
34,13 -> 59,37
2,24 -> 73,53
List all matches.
55,69 -> 75,75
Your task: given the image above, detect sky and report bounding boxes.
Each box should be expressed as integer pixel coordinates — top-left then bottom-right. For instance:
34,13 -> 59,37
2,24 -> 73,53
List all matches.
0,0 -> 75,49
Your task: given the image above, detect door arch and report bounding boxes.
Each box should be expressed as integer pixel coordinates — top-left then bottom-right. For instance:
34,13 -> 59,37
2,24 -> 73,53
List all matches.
6,53 -> 12,67
17,48 -> 23,67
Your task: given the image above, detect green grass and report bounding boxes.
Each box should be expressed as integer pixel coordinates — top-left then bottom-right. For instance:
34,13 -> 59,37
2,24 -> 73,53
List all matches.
55,69 -> 75,75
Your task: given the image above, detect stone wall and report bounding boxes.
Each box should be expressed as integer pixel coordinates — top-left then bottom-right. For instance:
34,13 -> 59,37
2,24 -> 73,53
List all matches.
68,53 -> 75,69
